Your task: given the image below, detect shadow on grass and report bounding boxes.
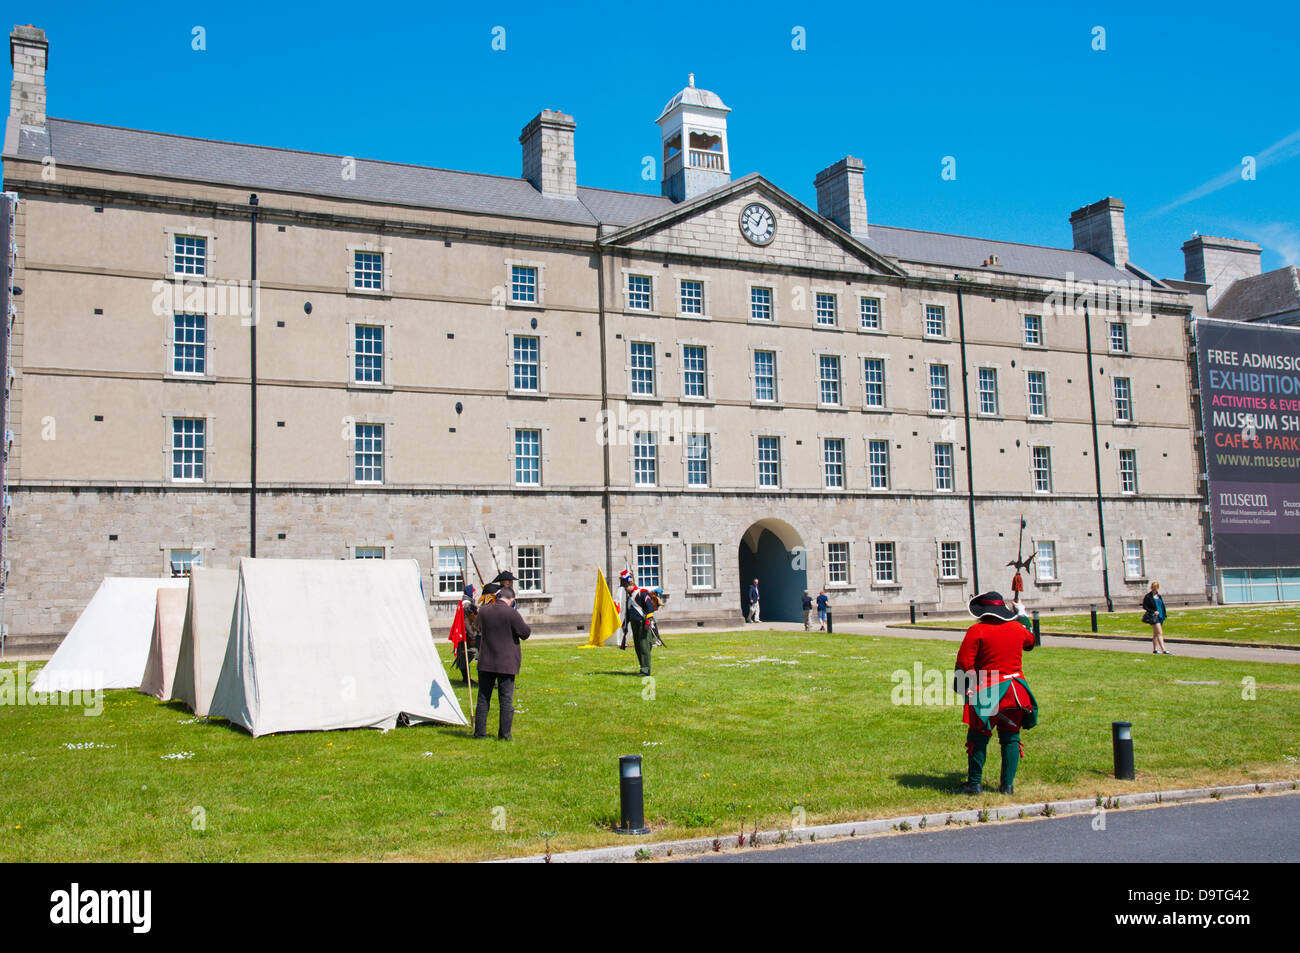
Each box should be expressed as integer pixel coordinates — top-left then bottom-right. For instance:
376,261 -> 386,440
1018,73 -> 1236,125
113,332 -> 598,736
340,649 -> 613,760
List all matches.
891,772 -> 965,792
593,670 -> 647,677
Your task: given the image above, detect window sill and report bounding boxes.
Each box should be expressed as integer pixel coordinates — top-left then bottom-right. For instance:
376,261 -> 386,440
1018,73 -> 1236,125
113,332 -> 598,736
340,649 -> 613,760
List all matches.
505,300 -> 544,310
813,323 -> 842,332
977,413 -> 1003,420
680,397 -> 714,406
676,313 -> 711,321
348,382 -> 393,393
1021,342 -> 1046,350
923,334 -> 951,343
1035,579 -> 1062,587
871,582 -> 902,590
685,587 -> 723,596
938,577 -> 967,585
825,584 -> 855,591
625,395 -> 662,404
1027,416 -> 1053,424
862,405 -> 890,414
817,404 -> 849,412
1113,419 -> 1137,427
624,308 -> 657,317
748,317 -> 776,326
751,401 -> 783,410
165,373 -> 215,384
927,410 -> 952,417
507,390 -> 549,399
857,326 -> 886,335
347,287 -> 391,299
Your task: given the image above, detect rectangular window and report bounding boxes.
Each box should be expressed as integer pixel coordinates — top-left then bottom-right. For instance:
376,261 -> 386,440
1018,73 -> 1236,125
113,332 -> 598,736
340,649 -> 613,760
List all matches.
686,432 -> 710,487
826,541 -> 850,584
873,542 -> 896,584
636,545 -> 661,590
682,345 -> 708,399
511,265 -> 537,303
1023,314 -> 1042,346
627,274 -> 652,311
757,436 -> 781,487
1113,377 -> 1133,422
939,541 -> 961,580
1110,322 -> 1128,353
354,546 -> 385,559
171,418 -> 205,482
514,428 -> 541,486
437,546 -> 466,595
690,543 -> 715,589
630,341 -> 656,396
633,431 -> 658,486
925,304 -> 947,337
172,313 -> 206,375
354,250 -> 383,290
823,438 -> 845,489
860,296 -> 881,330
1027,370 -> 1048,418
169,549 -> 201,577
512,334 -> 540,392
815,292 -> 838,327
1032,446 -> 1053,493
934,442 -> 954,492
516,545 -> 543,593
1119,448 -> 1138,494
818,354 -> 842,406
1035,541 -> 1057,582
1124,539 -> 1145,579
354,324 -> 384,384
751,286 -> 773,322
753,350 -> 777,402
680,279 -> 704,315
867,438 -> 890,490
929,364 -> 949,412
354,423 -> 384,484
174,235 -> 206,277
978,367 -> 998,415
863,357 -> 885,408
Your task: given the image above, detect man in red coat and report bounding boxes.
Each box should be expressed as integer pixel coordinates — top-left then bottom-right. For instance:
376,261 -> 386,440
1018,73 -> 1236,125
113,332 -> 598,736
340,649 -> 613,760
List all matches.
954,591 -> 1039,795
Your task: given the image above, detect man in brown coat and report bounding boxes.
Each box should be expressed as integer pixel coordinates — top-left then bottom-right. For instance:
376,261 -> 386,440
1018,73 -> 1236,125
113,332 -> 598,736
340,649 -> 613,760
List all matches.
473,589 -> 531,740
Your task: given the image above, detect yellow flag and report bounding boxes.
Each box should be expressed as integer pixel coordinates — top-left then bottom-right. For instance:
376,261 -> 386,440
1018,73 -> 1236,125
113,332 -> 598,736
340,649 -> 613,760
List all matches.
584,569 -> 621,647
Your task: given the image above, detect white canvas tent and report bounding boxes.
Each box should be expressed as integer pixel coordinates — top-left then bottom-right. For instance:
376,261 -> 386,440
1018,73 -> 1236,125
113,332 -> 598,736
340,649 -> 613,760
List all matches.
208,558 -> 467,736
171,567 -> 239,717
138,587 -> 189,700
32,577 -> 191,693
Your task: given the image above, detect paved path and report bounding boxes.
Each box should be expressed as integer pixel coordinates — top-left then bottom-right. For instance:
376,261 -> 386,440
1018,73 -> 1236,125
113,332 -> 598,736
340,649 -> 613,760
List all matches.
683,792 -> 1300,863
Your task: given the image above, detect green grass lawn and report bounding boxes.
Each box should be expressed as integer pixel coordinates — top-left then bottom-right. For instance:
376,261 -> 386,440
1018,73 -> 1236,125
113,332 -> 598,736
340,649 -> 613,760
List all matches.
908,604 -> 1300,646
1,631 -> 1297,862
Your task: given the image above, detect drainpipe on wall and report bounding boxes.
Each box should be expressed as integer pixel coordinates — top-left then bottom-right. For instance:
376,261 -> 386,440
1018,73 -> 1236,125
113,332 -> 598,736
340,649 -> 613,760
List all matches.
954,277 -> 979,593
1083,301 -> 1114,611
249,194 -> 259,558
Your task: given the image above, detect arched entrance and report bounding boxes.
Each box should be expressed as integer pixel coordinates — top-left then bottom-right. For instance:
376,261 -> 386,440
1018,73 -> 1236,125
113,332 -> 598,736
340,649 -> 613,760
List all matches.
738,518 -> 808,623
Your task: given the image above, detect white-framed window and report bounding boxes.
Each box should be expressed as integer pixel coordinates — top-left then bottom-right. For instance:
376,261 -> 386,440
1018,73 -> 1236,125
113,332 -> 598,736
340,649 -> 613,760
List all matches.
627,274 -> 653,311
757,435 -> 781,488
1032,445 -> 1053,493
169,548 -> 202,577
1023,314 -> 1043,346
815,292 -> 838,327
630,341 -> 656,396
354,423 -> 384,484
818,354 -> 842,406
686,432 -> 711,487
172,313 -> 207,375
929,364 -> 950,413
354,546 -> 385,560
977,367 -> 998,415
511,265 -> 538,304
867,438 -> 890,490
1113,377 -> 1133,422
682,345 -> 708,399
924,304 -> 947,338
1035,540 -> 1057,582
939,541 -> 962,580
750,286 -> 773,322
863,357 -> 886,408
173,235 -> 207,277
171,417 -> 206,482
826,541 -> 851,585
690,543 -> 715,589
1109,322 -> 1128,354
873,541 -> 896,584
680,278 -> 704,316
633,431 -> 657,486
823,438 -> 845,489
436,546 -> 466,595
1119,448 -> 1138,494
933,442 -> 955,492
636,545 -> 661,589
1123,539 -> 1145,580
353,324 -> 384,384
753,349 -> 777,403
860,296 -> 881,330
511,334 -> 540,392
516,545 -> 544,593
353,250 -> 384,291
1027,370 -> 1048,418
514,428 -> 541,486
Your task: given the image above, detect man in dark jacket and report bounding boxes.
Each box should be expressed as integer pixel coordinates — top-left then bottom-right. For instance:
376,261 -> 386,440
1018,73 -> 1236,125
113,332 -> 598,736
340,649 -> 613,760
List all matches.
473,591 -> 531,740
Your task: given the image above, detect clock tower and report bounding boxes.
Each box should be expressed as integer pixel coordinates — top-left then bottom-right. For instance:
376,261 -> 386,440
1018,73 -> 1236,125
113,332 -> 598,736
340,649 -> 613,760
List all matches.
657,74 -> 731,203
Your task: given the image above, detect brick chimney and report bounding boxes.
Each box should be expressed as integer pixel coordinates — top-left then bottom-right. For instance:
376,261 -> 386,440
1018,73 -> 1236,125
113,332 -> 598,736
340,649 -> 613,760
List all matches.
814,156 -> 868,237
519,110 -> 577,199
1182,235 -> 1262,308
1070,197 -> 1129,267
9,24 -> 47,128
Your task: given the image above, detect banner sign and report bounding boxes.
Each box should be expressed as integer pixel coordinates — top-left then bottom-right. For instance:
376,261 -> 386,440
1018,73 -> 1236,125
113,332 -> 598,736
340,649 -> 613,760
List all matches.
1196,318 -> 1300,568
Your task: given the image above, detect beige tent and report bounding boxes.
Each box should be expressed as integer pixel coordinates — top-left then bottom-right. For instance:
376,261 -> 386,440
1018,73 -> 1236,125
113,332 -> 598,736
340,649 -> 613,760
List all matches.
138,588 -> 189,700
171,567 -> 239,717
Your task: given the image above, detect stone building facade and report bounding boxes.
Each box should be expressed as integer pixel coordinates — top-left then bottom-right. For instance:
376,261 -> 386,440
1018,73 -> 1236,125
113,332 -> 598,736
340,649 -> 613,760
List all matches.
2,26 -> 1207,638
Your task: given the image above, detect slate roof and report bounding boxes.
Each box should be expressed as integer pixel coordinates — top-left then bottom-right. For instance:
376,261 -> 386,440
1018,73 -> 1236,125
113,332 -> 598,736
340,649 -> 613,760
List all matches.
1211,266 -> 1300,323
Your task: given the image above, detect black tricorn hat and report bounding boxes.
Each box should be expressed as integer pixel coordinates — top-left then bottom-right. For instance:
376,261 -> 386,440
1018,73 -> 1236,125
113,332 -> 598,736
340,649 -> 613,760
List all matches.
492,570 -> 517,583
482,582 -> 503,596
968,591 -> 1018,622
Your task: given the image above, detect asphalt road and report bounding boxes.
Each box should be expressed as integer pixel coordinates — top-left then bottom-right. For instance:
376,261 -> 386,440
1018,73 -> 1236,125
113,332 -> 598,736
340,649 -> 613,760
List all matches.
683,792 -> 1300,863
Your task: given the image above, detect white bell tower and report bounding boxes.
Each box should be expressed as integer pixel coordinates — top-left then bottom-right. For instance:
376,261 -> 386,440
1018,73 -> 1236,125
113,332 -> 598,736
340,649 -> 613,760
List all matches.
656,74 -> 731,203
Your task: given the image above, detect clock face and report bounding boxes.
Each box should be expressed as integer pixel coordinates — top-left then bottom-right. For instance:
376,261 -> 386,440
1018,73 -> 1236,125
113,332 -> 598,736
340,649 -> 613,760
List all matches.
739,203 -> 776,246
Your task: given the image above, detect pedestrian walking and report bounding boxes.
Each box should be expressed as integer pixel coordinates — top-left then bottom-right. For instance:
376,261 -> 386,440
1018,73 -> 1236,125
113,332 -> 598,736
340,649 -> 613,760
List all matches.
801,591 -> 813,630
746,579 -> 761,624
816,590 -> 829,631
1143,581 -> 1170,654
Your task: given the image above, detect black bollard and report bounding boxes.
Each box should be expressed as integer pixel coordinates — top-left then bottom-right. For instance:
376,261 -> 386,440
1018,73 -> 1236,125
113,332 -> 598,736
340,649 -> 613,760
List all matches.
615,755 -> 650,835
826,609 -> 833,634
909,600 -> 916,625
1031,609 -> 1041,646
1090,604 -> 1098,633
1112,722 -> 1135,780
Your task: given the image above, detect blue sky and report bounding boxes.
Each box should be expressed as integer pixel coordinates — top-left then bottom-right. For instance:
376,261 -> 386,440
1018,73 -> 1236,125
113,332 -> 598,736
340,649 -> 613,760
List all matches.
19,0 -> 1299,277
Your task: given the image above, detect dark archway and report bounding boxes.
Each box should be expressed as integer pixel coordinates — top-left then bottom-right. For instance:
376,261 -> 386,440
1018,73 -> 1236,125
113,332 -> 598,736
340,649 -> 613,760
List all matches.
738,519 -> 808,623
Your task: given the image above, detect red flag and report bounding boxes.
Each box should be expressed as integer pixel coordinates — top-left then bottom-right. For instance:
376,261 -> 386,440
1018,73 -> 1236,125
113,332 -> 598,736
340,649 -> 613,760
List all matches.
448,601 -> 466,648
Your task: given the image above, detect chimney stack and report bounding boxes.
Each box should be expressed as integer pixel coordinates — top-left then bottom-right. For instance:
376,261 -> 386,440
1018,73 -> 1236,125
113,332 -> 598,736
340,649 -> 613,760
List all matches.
1182,235 -> 1262,308
519,110 -> 577,199
1070,197 -> 1129,267
9,24 -> 47,128
814,157 -> 868,237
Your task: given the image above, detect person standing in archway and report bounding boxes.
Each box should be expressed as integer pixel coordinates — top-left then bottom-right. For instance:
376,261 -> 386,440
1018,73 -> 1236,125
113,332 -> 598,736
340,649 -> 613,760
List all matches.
746,579 -> 761,624
816,590 -> 829,631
